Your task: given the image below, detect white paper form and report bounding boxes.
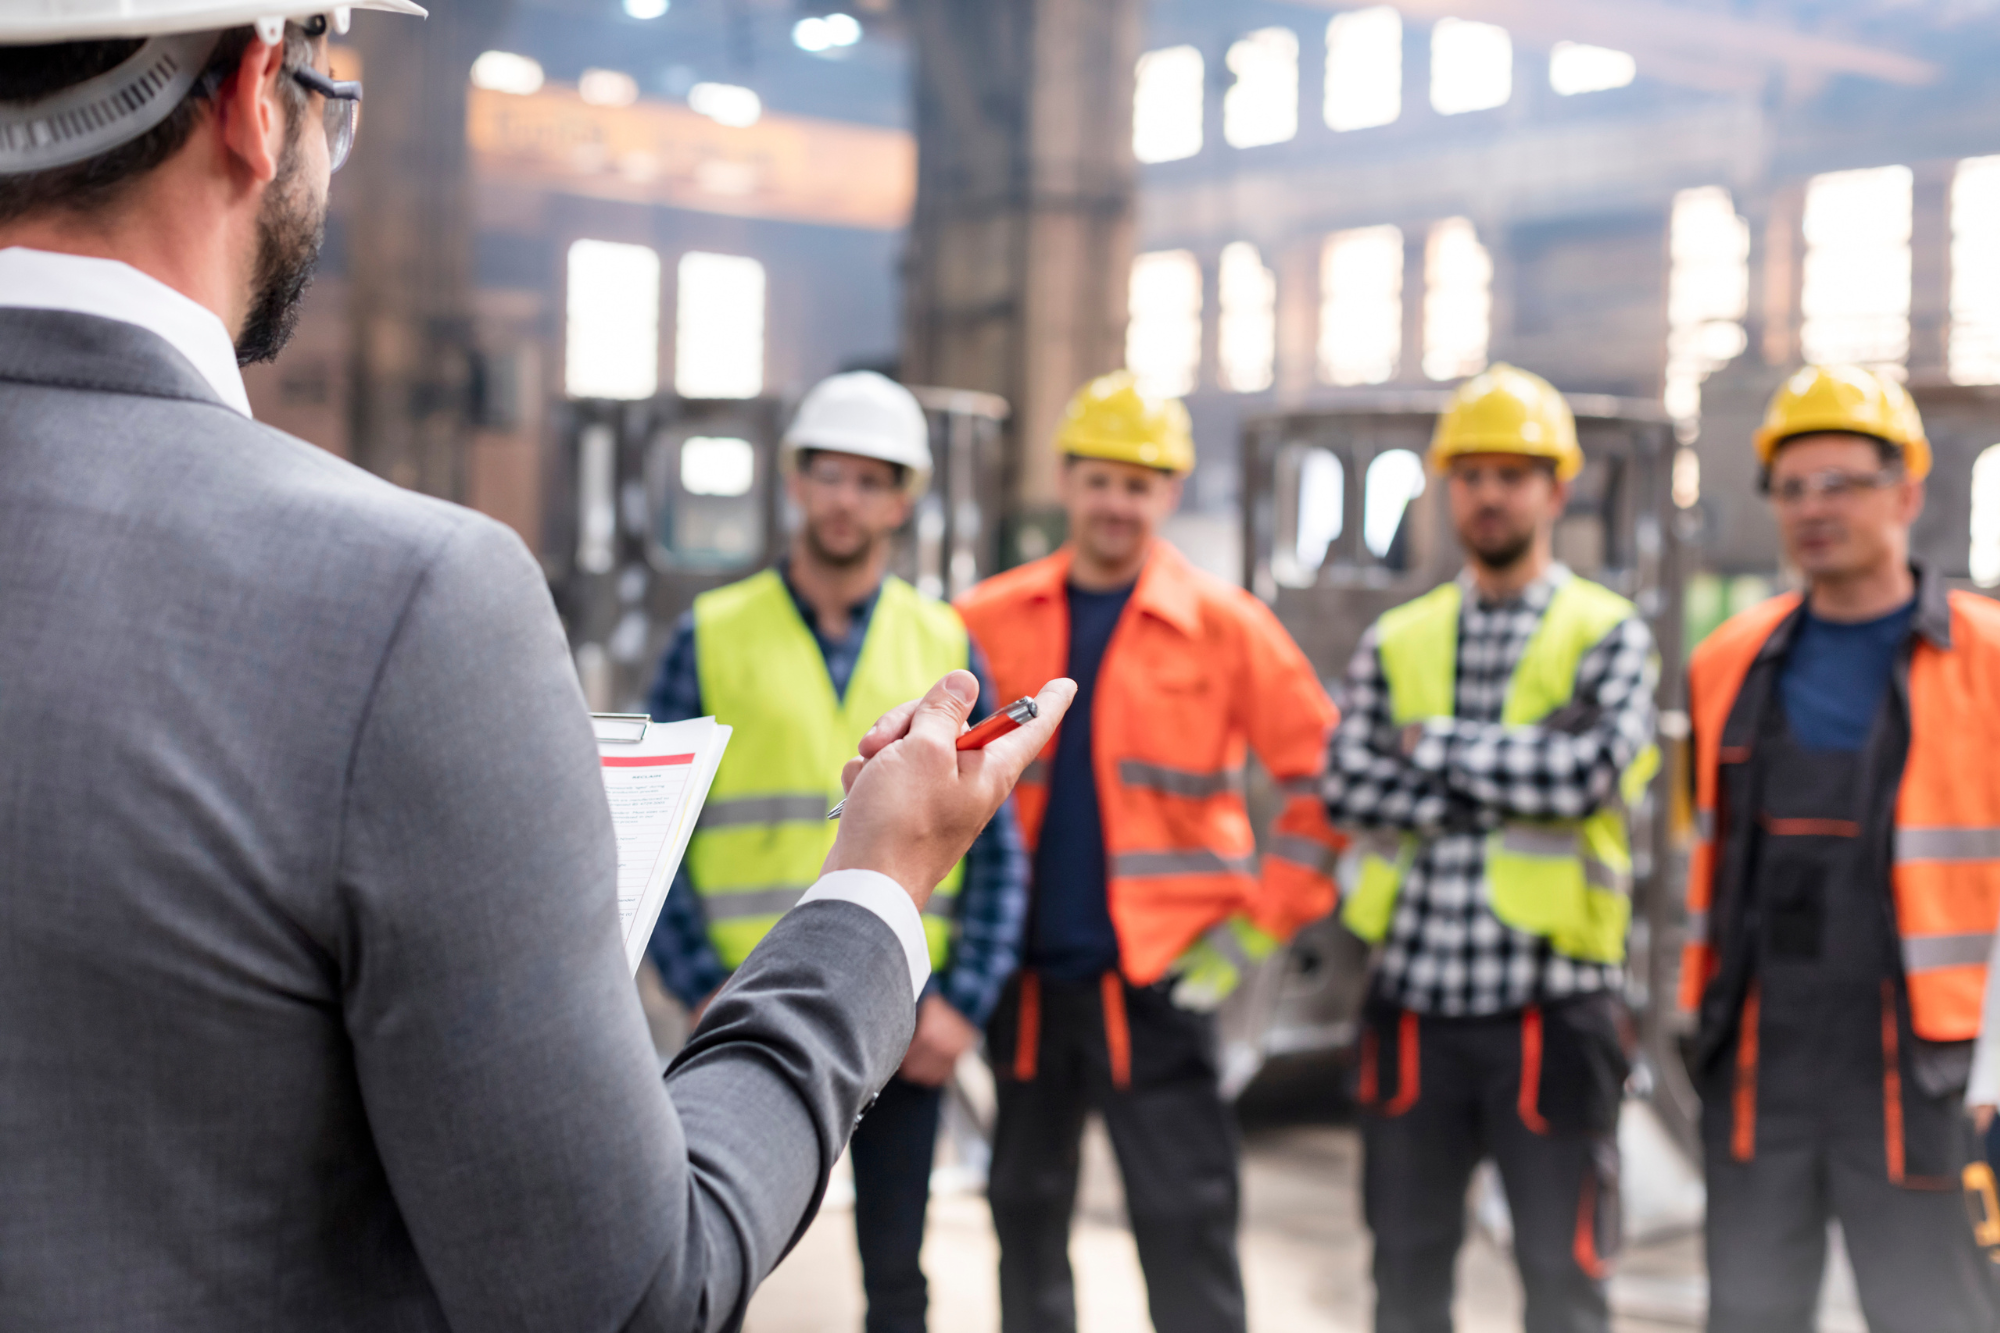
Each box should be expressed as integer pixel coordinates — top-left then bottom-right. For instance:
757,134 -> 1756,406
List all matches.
593,714 -> 732,973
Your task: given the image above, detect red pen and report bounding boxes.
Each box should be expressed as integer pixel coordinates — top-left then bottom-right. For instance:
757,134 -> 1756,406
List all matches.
827,696 -> 1040,820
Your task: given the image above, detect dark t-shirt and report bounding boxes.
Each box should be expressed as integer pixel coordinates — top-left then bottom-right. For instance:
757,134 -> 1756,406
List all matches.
1027,581 -> 1135,981
1778,599 -> 1916,751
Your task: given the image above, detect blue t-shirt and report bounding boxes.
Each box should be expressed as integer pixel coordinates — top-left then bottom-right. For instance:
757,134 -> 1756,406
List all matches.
1778,599 -> 1915,751
1027,581 -> 1135,981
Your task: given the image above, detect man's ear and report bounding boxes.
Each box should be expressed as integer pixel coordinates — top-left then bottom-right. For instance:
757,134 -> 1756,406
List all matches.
214,35 -> 291,187
1548,473 -> 1572,517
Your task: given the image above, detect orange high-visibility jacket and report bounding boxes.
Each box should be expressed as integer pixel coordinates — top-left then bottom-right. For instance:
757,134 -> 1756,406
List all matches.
956,541 -> 1343,984
1682,586 -> 2000,1043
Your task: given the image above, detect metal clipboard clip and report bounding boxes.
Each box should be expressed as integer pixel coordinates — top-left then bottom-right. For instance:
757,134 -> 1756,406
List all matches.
591,713 -> 652,745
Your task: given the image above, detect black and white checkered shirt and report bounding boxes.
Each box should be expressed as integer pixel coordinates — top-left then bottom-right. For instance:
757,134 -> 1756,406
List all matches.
1322,565 -> 1659,1017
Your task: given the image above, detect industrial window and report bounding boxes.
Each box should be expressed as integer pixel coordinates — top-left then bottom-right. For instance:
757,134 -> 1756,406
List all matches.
1283,446 -> 1346,585
1423,217 -> 1491,381
471,50 -> 544,95
1319,225 -> 1403,386
1224,27 -> 1299,149
1218,242 -> 1276,393
1364,448 -> 1426,560
1430,18 -> 1510,116
1134,45 -> 1204,165
1665,186 -> 1750,422
565,239 -> 660,401
1548,42 -> 1634,96
1950,156 -> 2000,386
1800,165 -> 1912,374
1324,7 -> 1401,132
1127,249 -> 1204,398
647,430 -> 765,570
1973,445 -> 2000,587
674,252 -> 765,399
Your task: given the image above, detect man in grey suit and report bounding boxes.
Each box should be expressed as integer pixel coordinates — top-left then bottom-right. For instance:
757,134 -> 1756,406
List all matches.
0,6 -> 1074,1331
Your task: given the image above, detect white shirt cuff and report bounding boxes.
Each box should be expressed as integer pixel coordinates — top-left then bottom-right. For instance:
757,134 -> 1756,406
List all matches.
797,870 -> 931,1002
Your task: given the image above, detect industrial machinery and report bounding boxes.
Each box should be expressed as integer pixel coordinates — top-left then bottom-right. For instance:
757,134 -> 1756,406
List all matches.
548,387 -> 1009,714
1229,394 -> 1696,1144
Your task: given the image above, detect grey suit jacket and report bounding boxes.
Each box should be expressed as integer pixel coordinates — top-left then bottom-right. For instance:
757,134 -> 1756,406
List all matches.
0,309 -> 914,1332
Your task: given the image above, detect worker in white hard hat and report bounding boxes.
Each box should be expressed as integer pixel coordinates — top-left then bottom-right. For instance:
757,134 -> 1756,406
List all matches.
644,370 -> 1029,1333
0,8 -> 1067,1332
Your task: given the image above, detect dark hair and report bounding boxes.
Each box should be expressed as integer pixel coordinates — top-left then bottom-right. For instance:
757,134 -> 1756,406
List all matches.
1060,453 -> 1178,479
0,23 -> 312,224
1758,430 -> 1903,492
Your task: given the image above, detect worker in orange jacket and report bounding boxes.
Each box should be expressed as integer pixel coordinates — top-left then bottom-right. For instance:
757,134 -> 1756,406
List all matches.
957,372 -> 1341,1333
1684,366 -> 2000,1331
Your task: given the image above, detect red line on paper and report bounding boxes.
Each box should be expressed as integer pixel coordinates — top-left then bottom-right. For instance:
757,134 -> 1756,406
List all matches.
602,753 -> 697,767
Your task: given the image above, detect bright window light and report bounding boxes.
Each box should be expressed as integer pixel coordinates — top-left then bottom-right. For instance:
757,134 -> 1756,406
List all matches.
1665,186 -> 1750,422
579,68 -> 638,106
1297,448 -> 1345,571
1127,249 -> 1204,398
681,436 -> 756,497
1134,45 -> 1204,164
1325,7 -> 1401,132
1801,165 -> 1912,374
1430,18 -> 1511,116
1950,157 -> 2000,385
471,50 -> 544,96
1423,217 -> 1491,381
1972,445 -> 2000,586
1320,225 -> 1403,386
1365,449 -> 1426,557
623,0 -> 668,18
675,252 -> 765,399
1224,27 -> 1299,149
688,82 -> 761,127
566,240 -> 660,401
1549,41 -> 1635,96
1218,242 -> 1276,393
794,13 -> 861,52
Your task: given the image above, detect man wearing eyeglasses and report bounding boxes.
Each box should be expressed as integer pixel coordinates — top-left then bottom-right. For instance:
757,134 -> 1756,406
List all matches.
1683,365 -> 2000,1331
0,7 -> 1069,1331
643,370 -> 1028,1333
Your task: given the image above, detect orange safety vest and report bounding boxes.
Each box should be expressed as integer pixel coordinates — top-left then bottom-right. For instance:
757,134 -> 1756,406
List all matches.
1682,588 -> 2000,1044
956,541 -> 1342,985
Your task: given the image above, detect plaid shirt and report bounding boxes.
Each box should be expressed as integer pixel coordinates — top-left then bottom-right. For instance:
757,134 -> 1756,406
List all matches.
1322,565 -> 1658,1017
642,570 -> 1028,1027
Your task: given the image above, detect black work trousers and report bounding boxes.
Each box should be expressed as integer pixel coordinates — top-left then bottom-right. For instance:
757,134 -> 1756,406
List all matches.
1358,997 -> 1626,1333
1701,984 -> 1997,1333
847,1075 -> 944,1333
986,971 -> 1245,1333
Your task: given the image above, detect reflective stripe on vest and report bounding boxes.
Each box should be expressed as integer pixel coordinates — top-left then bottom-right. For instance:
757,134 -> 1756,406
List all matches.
1341,576 -> 1655,965
690,570 -> 970,970
1684,588 -> 2000,1041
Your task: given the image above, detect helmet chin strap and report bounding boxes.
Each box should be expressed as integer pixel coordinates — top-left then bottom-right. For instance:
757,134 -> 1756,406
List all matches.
0,30 -> 221,176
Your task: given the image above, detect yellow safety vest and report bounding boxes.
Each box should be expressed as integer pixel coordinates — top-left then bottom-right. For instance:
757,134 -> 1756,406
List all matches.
690,569 -> 969,970
1339,576 -> 1659,964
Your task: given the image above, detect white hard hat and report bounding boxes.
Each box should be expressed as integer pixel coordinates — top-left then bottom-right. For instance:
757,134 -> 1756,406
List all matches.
0,3 -> 424,175
782,372 -> 934,498
0,1 -> 423,44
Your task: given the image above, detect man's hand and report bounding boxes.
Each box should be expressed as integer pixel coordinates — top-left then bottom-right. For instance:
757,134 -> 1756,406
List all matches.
899,994 -> 979,1086
1975,1103 -> 1995,1136
823,670 -> 1073,911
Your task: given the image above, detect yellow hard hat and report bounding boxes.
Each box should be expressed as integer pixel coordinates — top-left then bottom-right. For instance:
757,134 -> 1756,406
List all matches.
1055,371 -> 1195,474
1753,364 -> 1931,480
1427,363 -> 1583,481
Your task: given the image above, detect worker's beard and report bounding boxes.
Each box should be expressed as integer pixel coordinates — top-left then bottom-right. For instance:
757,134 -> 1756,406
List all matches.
802,516 -> 877,570
1464,517 -> 1536,573
235,121 -> 325,367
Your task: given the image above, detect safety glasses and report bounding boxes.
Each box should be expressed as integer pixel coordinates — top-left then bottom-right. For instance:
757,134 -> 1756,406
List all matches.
290,64 -> 363,173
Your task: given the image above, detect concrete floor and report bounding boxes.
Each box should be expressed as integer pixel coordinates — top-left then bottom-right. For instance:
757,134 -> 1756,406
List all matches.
742,1118 -> 1865,1333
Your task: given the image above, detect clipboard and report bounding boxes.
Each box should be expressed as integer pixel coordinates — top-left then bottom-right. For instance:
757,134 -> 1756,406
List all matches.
591,712 -> 732,974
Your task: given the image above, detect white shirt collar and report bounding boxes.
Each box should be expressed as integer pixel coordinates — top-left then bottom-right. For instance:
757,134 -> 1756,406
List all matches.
0,247 -> 252,418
